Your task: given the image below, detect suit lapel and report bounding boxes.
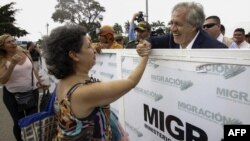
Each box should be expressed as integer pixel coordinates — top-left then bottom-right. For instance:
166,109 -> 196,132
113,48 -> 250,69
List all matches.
192,31 -> 204,49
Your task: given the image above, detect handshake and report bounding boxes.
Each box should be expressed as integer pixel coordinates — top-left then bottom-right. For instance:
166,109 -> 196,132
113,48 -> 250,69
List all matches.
136,40 -> 151,57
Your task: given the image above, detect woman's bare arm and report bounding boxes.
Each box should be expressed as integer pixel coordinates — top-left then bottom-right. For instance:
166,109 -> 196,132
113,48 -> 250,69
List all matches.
75,40 -> 151,107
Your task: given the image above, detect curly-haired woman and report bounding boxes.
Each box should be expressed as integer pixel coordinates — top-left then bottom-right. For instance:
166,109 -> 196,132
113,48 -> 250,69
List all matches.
43,24 -> 151,141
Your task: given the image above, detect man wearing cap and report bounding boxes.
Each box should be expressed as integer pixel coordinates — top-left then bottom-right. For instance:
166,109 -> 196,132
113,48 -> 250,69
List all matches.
128,12 -> 151,44
135,22 -> 151,41
114,34 -> 125,46
94,25 -> 123,53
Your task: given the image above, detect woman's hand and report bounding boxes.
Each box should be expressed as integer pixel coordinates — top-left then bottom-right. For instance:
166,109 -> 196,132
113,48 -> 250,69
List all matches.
36,75 -> 50,89
36,81 -> 50,89
10,54 -> 22,65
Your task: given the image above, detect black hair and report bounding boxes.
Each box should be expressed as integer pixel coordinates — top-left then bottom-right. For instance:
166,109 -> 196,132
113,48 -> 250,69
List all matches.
43,24 -> 87,79
205,15 -> 221,24
26,41 -> 33,50
220,24 -> 225,33
234,28 -> 245,35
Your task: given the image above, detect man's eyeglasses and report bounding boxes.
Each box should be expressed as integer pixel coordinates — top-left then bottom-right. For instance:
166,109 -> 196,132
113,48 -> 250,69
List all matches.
203,23 -> 217,29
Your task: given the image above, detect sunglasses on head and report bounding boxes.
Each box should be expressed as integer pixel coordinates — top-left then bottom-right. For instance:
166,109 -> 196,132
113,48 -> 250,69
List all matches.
203,23 -> 217,29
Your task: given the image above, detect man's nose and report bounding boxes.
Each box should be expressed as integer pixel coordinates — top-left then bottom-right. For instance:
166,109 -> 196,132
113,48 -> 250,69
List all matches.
170,25 -> 177,32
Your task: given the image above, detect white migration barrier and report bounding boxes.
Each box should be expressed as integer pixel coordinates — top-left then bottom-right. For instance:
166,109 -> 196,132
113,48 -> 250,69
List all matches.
90,49 -> 250,141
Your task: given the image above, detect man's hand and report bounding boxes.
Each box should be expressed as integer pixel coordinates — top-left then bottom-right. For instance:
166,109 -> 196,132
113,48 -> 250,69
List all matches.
136,40 -> 151,57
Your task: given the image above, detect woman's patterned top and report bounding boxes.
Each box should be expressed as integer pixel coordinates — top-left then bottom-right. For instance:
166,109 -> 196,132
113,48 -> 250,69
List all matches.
54,78 -> 112,141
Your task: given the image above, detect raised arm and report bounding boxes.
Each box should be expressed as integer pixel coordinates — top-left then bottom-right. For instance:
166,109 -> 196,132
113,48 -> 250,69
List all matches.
128,12 -> 140,42
78,40 -> 151,107
0,54 -> 22,84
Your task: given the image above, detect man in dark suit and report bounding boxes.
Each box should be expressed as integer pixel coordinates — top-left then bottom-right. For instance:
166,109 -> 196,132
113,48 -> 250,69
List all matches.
148,2 -> 227,49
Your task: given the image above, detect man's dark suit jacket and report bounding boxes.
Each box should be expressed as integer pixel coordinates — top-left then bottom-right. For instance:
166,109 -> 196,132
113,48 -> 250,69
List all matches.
149,30 -> 227,49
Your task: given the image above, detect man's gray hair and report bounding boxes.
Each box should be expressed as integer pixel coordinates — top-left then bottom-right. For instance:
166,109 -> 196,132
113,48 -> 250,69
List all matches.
172,2 -> 205,29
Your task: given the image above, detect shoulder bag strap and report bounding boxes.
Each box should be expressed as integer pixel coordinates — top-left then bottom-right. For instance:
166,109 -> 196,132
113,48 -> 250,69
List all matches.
23,51 -> 34,87
47,89 -> 56,113
31,66 -> 33,87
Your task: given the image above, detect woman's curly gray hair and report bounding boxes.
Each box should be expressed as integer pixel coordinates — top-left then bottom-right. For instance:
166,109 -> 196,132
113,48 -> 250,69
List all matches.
43,24 -> 87,79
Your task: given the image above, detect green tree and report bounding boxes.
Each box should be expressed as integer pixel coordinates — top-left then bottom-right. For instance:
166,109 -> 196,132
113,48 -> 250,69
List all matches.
151,20 -> 165,30
155,20 -> 165,27
52,0 -> 105,41
0,2 -> 28,37
150,20 -> 167,35
124,20 -> 130,35
165,21 -> 171,34
113,23 -> 123,34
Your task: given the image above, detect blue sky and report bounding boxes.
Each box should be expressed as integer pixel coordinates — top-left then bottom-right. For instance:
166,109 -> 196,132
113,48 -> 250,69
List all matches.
2,0 -> 250,41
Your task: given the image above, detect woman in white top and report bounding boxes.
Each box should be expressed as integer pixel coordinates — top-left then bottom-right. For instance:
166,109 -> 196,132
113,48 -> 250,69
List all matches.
0,34 -> 45,141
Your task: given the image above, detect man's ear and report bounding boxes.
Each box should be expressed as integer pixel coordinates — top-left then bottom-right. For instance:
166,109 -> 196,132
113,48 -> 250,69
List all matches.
68,51 -> 79,61
192,25 -> 199,31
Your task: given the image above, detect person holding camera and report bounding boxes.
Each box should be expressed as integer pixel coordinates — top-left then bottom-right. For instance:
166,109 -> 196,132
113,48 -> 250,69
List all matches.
128,12 -> 151,48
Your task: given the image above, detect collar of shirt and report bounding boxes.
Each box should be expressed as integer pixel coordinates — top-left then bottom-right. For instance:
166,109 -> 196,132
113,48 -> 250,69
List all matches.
217,33 -> 224,42
230,41 -> 250,49
238,41 -> 250,48
180,31 -> 200,49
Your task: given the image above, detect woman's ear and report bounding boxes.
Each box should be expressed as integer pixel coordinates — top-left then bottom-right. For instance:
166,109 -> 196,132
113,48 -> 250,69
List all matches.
68,51 -> 79,61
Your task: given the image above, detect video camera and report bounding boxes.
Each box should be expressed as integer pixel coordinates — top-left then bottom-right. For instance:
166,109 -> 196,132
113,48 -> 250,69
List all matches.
135,11 -> 145,23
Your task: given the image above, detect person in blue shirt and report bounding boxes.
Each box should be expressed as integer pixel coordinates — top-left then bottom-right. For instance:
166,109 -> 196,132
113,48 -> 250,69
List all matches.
127,12 -> 151,48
